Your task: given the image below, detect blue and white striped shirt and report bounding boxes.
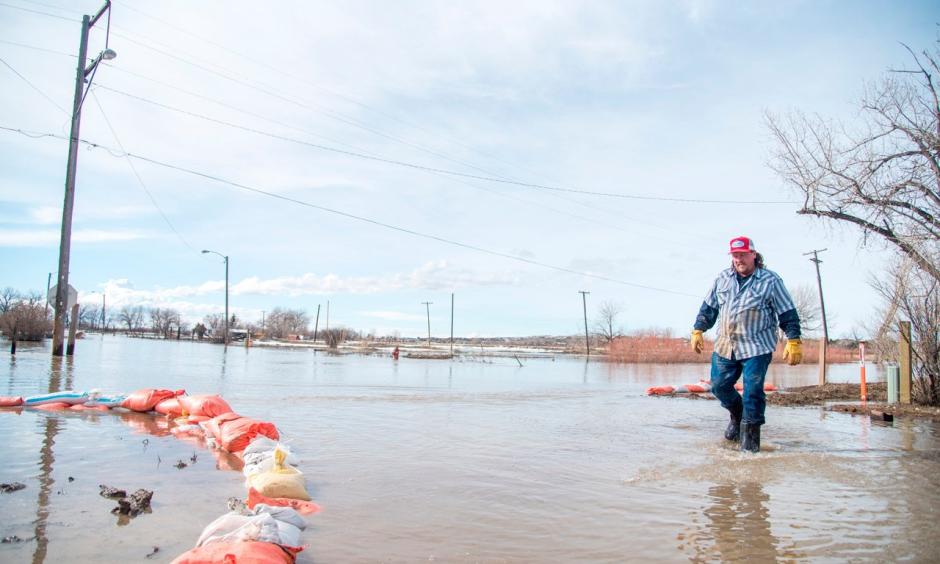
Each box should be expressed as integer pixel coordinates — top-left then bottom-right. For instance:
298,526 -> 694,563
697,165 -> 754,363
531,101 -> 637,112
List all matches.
694,267 -> 800,360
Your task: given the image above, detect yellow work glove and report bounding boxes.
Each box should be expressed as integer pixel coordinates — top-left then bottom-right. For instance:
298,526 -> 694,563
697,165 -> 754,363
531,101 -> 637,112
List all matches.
783,339 -> 802,365
691,330 -> 704,354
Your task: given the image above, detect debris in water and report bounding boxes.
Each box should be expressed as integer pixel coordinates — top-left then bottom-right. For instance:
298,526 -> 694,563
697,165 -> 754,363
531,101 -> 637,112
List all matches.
111,488 -> 153,516
68,476 -> 75,482
99,485 -> 127,499
190,452 -> 198,463
174,460 -> 188,469
2,535 -> 23,543
0,482 -> 26,493
145,546 -> 160,559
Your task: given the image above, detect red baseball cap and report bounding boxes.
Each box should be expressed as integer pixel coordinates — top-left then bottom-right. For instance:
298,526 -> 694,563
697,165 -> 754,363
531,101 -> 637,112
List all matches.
728,236 -> 756,254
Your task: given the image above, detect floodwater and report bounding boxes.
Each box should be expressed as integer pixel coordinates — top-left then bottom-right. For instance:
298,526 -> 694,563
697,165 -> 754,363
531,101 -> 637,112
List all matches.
1,336 -> 938,563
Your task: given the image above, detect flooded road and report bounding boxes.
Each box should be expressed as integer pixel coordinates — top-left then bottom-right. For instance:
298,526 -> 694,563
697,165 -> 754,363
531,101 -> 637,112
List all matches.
1,336 -> 938,562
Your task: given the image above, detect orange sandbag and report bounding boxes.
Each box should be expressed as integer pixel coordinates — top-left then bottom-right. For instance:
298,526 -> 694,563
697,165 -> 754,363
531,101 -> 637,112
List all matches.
35,402 -> 71,410
645,386 -> 675,396
171,541 -> 302,564
178,394 -> 233,418
155,397 -> 183,417
122,388 -> 184,412
203,412 -> 279,454
0,396 -> 23,407
188,415 -> 210,423
247,487 -> 321,515
734,382 -> 777,392
685,383 -> 710,393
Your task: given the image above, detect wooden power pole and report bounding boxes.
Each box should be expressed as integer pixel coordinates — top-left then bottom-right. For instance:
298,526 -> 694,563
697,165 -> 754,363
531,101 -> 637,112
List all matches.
579,291 -> 590,356
804,249 -> 829,385
422,301 -> 433,348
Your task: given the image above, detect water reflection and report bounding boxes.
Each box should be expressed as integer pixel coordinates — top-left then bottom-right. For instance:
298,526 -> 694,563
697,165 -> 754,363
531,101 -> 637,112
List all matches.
684,481 -> 805,562
32,357 -> 71,564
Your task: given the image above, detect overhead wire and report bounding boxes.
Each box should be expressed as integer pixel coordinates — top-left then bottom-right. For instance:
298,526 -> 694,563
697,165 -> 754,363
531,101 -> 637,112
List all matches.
0,0 -> 73,21
0,124 -> 700,298
89,90 -> 199,253
92,84 -> 788,205
0,55 -> 69,115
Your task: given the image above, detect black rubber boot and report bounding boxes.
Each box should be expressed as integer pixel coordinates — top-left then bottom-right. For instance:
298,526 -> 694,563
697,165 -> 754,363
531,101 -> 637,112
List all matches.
724,404 -> 743,441
741,423 -> 761,453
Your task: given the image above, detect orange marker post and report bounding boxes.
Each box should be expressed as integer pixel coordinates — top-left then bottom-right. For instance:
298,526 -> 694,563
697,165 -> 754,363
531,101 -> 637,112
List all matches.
859,342 -> 868,403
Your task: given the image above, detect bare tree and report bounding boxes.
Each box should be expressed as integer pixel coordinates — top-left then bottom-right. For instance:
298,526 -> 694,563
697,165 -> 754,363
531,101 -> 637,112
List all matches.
265,308 -> 310,339
593,300 -> 624,343
868,258 -> 940,405
790,284 -> 822,336
203,313 -> 225,341
79,303 -> 101,330
0,287 -> 18,315
150,307 -> 181,338
119,305 -> 145,333
0,292 -> 49,341
767,44 -> 940,283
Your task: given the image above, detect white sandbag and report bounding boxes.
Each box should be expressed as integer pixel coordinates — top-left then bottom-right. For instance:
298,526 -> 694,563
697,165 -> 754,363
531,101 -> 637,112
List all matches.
195,512 -> 301,547
252,503 -> 307,530
243,436 -> 279,456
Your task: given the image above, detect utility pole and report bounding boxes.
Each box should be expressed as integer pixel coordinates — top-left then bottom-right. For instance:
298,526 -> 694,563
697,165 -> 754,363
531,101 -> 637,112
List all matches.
325,300 -> 330,331
52,0 -> 115,356
450,293 -> 454,356
101,292 -> 106,332
313,304 -> 321,342
804,249 -> 829,385
422,301 -> 433,348
261,310 -> 265,334
579,291 -> 590,356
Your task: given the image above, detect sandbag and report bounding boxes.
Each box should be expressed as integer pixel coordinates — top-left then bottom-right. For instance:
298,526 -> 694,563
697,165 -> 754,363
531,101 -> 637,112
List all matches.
34,402 -> 71,410
733,382 -> 777,392
155,397 -> 183,417
70,404 -> 109,412
84,394 -> 126,408
195,512 -> 301,548
243,446 -> 300,478
246,449 -> 310,501
122,388 -> 183,412
178,394 -> 233,418
0,396 -> 23,407
171,541 -> 302,564
645,385 -> 675,396
684,383 -> 710,393
202,412 -> 279,454
247,488 -> 320,515
252,504 -> 307,531
24,391 -> 88,406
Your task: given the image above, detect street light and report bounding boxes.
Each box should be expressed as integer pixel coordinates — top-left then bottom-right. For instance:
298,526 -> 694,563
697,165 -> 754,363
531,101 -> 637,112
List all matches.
202,250 -> 229,345
52,0 -> 116,357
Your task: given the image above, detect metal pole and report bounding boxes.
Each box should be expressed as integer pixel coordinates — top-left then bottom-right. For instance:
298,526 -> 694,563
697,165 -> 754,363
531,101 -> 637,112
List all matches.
804,249 -> 829,385
579,291 -> 590,356
52,14 -> 91,357
326,300 -> 330,331
101,293 -> 106,331
422,301 -> 433,348
899,321 -> 912,404
450,293 -> 454,355
224,254 -> 229,346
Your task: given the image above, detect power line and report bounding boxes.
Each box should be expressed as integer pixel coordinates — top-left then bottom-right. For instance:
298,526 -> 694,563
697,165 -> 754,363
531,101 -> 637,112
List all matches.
0,55 -> 69,114
92,84 -> 790,205
0,1 -> 74,21
89,90 -> 198,253
0,124 -> 700,298
0,38 -> 77,58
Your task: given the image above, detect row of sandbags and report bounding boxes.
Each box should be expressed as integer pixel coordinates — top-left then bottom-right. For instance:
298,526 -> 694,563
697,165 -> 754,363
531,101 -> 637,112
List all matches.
158,393 -> 318,563
646,381 -> 778,396
0,387 -> 319,563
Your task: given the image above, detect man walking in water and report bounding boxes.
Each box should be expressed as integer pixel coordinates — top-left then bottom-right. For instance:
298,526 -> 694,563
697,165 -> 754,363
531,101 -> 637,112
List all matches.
691,236 -> 802,452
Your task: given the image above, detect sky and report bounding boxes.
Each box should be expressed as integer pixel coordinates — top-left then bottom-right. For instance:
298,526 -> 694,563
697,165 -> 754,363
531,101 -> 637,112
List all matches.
0,0 -> 936,339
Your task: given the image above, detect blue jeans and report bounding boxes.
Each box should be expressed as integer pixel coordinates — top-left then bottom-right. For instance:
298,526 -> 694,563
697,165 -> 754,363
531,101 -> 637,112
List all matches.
710,352 -> 773,425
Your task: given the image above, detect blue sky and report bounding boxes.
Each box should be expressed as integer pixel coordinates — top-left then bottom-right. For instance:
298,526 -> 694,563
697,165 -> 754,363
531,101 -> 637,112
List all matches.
0,1 -> 936,338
